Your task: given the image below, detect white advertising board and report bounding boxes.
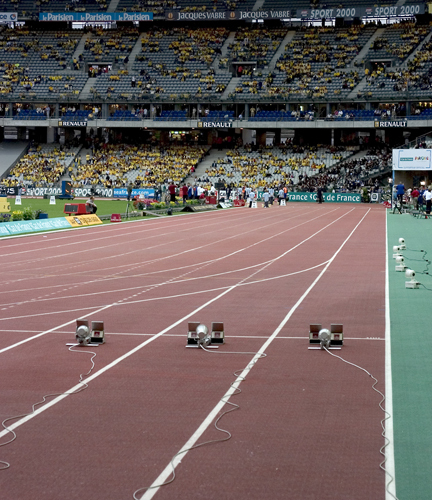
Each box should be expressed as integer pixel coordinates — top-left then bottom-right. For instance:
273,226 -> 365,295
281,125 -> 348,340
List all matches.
392,149 -> 432,171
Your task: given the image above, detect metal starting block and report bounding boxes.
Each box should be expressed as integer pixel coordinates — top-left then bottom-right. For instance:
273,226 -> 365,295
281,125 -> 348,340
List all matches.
308,323 -> 344,350
67,319 -> 105,347
91,320 -> 105,344
186,321 -> 224,348
211,322 -> 225,344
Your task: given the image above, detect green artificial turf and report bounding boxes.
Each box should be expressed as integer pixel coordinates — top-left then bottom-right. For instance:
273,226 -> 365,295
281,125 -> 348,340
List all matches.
6,197 -> 138,219
387,211 -> 432,500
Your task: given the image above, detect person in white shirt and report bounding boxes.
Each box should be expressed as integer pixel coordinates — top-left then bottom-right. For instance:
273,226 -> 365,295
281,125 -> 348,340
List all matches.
424,187 -> 432,215
268,187 -> 274,205
278,188 -> 284,205
248,189 -> 255,208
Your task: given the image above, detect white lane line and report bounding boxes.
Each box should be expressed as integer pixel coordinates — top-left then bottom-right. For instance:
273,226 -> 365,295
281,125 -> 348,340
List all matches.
139,207 -> 372,500
0,260 -> 330,309
0,330 -> 385,341
1,204 -> 299,259
385,212 -> 397,500
0,305 -> 114,354
0,245 -> 304,437
0,206 -> 245,250
0,207 -> 347,326
1,205 -> 314,282
0,206 -> 328,297
0,208 -> 360,439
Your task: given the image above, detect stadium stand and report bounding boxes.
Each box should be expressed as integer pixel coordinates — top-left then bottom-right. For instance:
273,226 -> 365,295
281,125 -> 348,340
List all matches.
1,8 -> 432,198
3,143 -> 81,187
70,144 -> 209,188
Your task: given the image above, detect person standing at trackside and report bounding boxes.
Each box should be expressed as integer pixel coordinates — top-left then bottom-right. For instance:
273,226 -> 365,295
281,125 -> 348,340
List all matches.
127,182 -> 133,201
411,186 -> 420,209
268,186 -> 274,205
262,188 -> 269,208
168,181 -> 177,204
424,187 -> 432,215
418,186 -> 425,211
317,185 -> 324,204
278,187 -> 284,205
248,188 -> 256,208
396,181 -> 405,205
182,184 -> 188,205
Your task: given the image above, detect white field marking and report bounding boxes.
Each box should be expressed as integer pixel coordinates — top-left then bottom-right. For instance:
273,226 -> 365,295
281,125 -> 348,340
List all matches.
139,207 -> 372,500
0,209 -> 337,302
0,205 -> 311,287
0,329 -> 385,341
0,205 -> 243,247
1,205 -> 316,282
1,202 -> 266,247
0,204 -> 298,260
0,207 -> 348,322
0,207 -> 273,267
0,260 -> 330,309
1,207 -> 321,298
0,206 -> 353,353
385,212 -> 397,500
0,257 -> 337,323
0,207 -> 364,441
0,304 -> 114,354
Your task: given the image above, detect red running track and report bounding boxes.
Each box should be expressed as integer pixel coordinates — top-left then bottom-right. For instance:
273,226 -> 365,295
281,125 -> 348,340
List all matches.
0,204 -> 386,500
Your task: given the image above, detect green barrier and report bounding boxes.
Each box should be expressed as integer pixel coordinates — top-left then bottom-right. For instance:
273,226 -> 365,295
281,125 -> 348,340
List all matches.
288,192 -> 361,203
0,217 -> 72,236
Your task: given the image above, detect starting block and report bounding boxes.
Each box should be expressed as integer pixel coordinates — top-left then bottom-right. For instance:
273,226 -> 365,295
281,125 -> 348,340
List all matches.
67,319 -> 105,346
211,322 -> 225,344
308,323 -> 343,350
251,201 -> 258,208
186,321 -> 201,346
111,213 -> 122,222
186,321 -> 224,348
280,199 -> 286,206
91,320 -> 105,344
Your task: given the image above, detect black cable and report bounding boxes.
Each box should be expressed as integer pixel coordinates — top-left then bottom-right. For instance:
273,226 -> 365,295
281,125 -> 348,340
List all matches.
404,249 -> 430,275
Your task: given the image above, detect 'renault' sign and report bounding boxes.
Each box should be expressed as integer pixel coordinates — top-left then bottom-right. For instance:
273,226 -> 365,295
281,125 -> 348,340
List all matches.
198,121 -> 232,128
374,120 -> 408,128
58,120 -> 88,127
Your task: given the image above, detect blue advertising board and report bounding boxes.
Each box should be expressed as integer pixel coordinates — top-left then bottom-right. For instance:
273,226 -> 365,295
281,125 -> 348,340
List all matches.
113,188 -> 155,199
39,12 -> 153,21
1,217 -> 72,236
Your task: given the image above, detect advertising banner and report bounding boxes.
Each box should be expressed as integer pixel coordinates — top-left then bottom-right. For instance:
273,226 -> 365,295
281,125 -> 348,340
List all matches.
166,4 -> 423,21
1,217 -> 71,235
288,192 -> 361,203
113,188 -> 155,198
392,149 -> 432,171
0,199 -> 10,212
297,4 -> 424,19
0,12 -> 18,23
39,12 -> 153,22
166,9 -> 290,21
65,214 -> 103,227
58,120 -> 88,127
198,121 -> 232,128
374,120 -> 407,128
26,187 -> 62,196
